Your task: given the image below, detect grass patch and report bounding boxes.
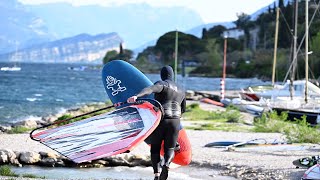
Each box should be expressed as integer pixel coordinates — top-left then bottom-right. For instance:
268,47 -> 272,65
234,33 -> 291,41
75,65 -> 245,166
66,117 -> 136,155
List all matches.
0,165 -> 45,179
7,126 -> 31,134
0,165 -> 18,177
183,103 -> 241,123
254,111 -> 320,143
188,122 -> 251,132
183,103 -> 320,143
22,174 -> 46,179
182,103 -> 249,132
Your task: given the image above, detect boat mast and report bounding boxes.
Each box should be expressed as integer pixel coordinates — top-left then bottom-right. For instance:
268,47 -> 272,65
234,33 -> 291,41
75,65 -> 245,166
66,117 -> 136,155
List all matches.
290,0 -> 299,100
305,0 -> 309,103
272,7 -> 280,86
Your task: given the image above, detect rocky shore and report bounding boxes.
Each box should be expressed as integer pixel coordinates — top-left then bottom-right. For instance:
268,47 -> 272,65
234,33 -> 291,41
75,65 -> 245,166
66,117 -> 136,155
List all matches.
0,101 -> 319,180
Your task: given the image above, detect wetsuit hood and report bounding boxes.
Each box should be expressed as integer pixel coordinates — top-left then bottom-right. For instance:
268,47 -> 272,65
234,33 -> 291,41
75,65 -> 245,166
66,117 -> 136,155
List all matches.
160,66 -> 174,81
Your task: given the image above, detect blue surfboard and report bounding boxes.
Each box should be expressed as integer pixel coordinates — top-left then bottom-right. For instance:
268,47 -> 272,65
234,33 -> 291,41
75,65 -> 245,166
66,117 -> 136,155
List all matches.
102,60 -> 153,104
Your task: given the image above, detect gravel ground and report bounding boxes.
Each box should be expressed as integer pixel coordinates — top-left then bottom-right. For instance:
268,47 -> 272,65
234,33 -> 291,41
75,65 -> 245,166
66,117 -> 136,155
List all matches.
1,102 -> 319,179
1,131 -> 318,180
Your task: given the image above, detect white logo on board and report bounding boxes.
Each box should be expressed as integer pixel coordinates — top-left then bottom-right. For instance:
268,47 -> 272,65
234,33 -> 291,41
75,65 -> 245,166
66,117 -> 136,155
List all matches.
106,76 -> 126,96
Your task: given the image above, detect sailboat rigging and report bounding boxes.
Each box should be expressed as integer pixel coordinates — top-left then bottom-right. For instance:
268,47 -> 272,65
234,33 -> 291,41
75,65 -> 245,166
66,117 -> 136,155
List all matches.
240,0 -> 320,124
270,0 -> 320,125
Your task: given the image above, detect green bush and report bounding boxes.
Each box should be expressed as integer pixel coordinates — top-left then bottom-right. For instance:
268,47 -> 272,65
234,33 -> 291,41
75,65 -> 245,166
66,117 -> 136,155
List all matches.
254,111 -> 320,143
7,126 -> 31,134
188,103 -> 200,110
224,109 -> 241,123
57,114 -> 73,121
254,112 -> 289,133
284,117 -> 320,143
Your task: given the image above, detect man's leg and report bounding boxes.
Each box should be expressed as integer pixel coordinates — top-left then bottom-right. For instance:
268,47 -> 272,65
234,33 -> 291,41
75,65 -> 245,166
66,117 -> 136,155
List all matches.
151,143 -> 162,178
160,118 -> 180,180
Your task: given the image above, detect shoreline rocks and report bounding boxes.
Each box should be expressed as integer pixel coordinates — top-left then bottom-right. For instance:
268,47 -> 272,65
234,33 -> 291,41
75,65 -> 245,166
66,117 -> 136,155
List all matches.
0,149 -> 151,168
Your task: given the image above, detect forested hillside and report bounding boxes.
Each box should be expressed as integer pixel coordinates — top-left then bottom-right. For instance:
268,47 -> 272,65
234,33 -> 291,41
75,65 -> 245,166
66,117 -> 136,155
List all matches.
105,0 -> 320,82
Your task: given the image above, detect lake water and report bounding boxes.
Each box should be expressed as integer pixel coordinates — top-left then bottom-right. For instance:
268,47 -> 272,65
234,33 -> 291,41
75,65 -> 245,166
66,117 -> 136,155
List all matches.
10,164 -> 236,180
0,62 -> 270,125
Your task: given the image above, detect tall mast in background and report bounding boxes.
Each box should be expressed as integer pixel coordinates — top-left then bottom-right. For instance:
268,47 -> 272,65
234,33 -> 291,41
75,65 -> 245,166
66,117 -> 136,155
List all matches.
272,7 -> 280,86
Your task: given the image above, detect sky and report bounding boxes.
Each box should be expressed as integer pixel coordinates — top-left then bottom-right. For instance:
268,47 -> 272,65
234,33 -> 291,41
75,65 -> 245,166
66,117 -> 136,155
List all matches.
18,0 -> 276,23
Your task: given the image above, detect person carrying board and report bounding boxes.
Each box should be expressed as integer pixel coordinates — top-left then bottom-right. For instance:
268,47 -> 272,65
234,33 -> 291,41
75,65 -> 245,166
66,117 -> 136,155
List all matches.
127,65 -> 186,180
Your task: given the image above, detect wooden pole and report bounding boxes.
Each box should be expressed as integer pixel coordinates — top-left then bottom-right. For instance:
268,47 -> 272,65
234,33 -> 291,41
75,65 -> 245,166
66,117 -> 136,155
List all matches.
272,7 -> 280,86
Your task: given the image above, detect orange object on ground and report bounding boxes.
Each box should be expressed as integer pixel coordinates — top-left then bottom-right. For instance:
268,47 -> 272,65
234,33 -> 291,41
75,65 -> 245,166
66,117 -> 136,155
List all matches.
200,98 -> 224,107
160,129 -> 192,166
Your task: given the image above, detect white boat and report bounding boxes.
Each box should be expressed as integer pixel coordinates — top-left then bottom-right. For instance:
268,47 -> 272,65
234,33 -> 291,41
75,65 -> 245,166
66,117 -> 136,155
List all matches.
254,80 -> 320,100
221,98 -> 266,116
0,65 -> 21,71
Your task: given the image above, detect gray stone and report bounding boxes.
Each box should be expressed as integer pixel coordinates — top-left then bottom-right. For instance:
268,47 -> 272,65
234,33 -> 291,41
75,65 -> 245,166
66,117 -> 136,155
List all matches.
19,151 -> 41,164
39,157 -> 57,167
0,125 -> 12,133
0,150 -> 8,164
15,119 -> 38,129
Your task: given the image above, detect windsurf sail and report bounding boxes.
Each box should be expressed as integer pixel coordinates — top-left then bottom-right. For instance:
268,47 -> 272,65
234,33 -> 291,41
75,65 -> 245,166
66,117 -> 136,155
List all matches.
302,164 -> 320,180
30,100 -> 162,163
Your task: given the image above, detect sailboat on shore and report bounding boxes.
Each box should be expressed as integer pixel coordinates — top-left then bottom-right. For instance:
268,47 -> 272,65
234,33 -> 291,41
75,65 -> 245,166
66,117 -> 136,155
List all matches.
266,0 -> 320,125
240,1 -> 320,124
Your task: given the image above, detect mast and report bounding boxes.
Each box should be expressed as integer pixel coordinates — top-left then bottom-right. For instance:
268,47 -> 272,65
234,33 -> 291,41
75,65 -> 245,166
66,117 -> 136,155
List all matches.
305,0 -> 309,103
289,0 -> 299,100
272,7 -> 280,86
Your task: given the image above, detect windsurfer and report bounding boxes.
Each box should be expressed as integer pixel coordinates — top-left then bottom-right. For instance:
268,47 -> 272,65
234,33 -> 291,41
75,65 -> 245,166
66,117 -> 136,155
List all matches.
127,65 -> 186,180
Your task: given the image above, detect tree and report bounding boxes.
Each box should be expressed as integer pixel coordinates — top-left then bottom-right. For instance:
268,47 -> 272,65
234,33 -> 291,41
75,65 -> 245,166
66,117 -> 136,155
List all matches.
103,50 -> 118,64
205,39 -> 222,76
202,28 -> 208,39
205,25 -> 227,40
234,13 -> 254,48
102,45 -> 134,64
310,32 -> 320,79
279,0 -> 284,9
277,2 -> 292,48
154,31 -> 205,64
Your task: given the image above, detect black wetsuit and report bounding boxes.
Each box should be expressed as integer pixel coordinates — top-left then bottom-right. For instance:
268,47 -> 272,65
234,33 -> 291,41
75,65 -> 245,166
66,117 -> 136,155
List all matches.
135,66 -> 186,174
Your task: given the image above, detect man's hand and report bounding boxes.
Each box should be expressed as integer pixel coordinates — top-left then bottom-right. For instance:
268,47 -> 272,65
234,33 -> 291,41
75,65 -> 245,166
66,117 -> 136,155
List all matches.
127,96 -> 137,103
114,102 -> 122,107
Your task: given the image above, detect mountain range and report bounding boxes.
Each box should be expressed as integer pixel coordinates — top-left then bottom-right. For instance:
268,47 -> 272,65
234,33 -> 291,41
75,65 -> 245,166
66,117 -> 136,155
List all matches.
0,32 -> 123,63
